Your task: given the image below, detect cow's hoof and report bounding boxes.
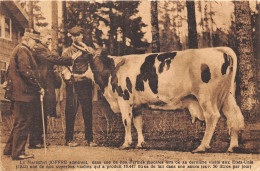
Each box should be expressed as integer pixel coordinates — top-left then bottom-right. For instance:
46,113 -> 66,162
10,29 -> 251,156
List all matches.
119,143 -> 132,150
192,145 -> 209,153
227,146 -> 236,153
227,147 -> 243,153
136,142 -> 146,149
227,148 -> 233,153
119,145 -> 131,150
227,144 -> 239,153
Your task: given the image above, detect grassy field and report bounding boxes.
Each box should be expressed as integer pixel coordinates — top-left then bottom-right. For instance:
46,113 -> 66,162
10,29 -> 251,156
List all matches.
1,100 -> 259,153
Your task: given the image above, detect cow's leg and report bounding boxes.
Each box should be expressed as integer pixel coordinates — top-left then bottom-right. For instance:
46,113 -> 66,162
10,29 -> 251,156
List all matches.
193,101 -> 220,153
222,93 -> 244,152
133,108 -> 145,148
118,100 -> 133,149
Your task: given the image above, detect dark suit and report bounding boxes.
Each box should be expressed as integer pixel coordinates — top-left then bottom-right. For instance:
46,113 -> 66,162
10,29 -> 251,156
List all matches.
4,43 -> 43,158
33,43 -> 73,117
62,45 -> 94,143
29,43 -> 73,146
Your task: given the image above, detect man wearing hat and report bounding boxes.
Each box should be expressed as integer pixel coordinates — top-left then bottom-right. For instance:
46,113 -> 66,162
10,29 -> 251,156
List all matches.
62,26 -> 97,147
3,29 -> 44,160
28,29 -> 79,149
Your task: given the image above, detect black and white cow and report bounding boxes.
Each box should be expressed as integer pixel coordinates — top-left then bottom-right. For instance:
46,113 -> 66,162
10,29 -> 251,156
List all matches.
70,47 -> 244,153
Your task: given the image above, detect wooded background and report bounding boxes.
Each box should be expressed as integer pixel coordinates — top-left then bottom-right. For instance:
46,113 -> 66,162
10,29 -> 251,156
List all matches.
21,1 -> 259,118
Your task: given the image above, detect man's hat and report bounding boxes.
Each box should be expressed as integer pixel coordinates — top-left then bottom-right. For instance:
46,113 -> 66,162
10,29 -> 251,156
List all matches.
24,28 -> 40,40
68,26 -> 84,36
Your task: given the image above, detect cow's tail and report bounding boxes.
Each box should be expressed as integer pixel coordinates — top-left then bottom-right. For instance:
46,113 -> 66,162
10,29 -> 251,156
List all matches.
216,47 -> 237,96
217,47 -> 244,134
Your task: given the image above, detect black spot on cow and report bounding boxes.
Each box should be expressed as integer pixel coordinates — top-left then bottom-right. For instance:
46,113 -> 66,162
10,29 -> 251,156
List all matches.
111,59 -> 126,94
124,119 -> 127,126
117,86 -> 123,96
166,60 -> 172,70
136,54 -> 158,94
105,59 -> 129,99
201,64 -> 211,83
126,77 -> 132,93
157,52 -> 177,61
152,101 -> 167,106
111,75 -> 118,93
130,104 -> 133,107
123,89 -> 130,100
221,53 -> 231,75
158,62 -> 165,73
157,52 -> 177,73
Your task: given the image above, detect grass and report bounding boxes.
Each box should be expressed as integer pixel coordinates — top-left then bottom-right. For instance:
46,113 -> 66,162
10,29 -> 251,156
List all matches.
1,100 -> 259,153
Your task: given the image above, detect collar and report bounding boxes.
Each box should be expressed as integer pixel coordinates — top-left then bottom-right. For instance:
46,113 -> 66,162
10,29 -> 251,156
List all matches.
21,42 -> 31,50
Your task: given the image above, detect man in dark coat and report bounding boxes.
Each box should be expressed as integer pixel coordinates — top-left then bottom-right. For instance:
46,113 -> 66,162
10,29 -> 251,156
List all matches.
28,31 -> 76,149
3,29 -> 44,160
62,26 -> 97,147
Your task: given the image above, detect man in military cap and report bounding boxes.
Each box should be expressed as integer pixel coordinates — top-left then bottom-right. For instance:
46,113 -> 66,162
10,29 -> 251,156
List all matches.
3,29 -> 44,160
28,29 -> 81,149
62,26 -> 97,147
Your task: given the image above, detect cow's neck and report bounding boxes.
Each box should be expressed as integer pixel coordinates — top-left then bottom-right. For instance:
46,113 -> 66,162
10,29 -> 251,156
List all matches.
90,55 -> 115,93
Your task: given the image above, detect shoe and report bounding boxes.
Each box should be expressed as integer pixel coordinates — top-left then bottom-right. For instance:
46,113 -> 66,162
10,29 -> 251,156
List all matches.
86,141 -> 98,147
65,141 -> 79,147
3,151 -> 11,156
12,154 -> 34,160
28,144 -> 44,149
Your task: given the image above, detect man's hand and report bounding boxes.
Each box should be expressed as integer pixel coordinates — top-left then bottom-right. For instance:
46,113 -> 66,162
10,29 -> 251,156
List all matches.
74,42 -> 95,54
40,88 -> 45,101
40,88 -> 45,96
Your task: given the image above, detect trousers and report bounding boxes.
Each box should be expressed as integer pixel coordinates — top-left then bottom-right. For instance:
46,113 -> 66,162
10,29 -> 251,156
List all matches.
4,99 -> 41,158
65,79 -> 93,142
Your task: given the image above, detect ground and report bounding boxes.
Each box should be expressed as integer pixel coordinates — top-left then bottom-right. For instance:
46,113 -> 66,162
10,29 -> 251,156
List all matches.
0,101 -> 259,171
1,143 -> 260,171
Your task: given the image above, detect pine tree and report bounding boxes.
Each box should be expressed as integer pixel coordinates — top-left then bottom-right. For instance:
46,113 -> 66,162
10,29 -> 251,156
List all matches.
186,0 -> 198,49
20,1 -> 48,28
234,1 -> 258,117
64,2 -> 148,55
151,1 -> 160,53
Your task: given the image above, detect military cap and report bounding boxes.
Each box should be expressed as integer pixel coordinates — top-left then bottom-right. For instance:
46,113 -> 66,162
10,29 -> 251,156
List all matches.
24,28 -> 41,40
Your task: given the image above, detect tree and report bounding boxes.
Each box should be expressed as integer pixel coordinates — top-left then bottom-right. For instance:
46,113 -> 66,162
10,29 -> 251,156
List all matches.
20,1 -> 48,28
186,0 -> 198,49
203,2 -> 211,47
151,1 -> 160,53
159,1 -> 183,51
234,1 -> 258,117
64,2 -> 148,55
159,2 -> 174,52
52,1 -> 58,50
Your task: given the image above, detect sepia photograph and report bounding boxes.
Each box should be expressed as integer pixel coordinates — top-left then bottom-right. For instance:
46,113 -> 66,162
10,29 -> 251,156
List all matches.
0,0 -> 259,170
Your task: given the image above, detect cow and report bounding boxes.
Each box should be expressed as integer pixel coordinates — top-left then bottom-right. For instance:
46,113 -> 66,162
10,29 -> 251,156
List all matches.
66,46 -> 244,153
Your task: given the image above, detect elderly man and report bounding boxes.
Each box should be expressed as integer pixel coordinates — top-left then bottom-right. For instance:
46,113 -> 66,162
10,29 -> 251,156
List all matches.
3,29 -> 43,160
62,26 -> 97,147
28,30 -> 81,149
